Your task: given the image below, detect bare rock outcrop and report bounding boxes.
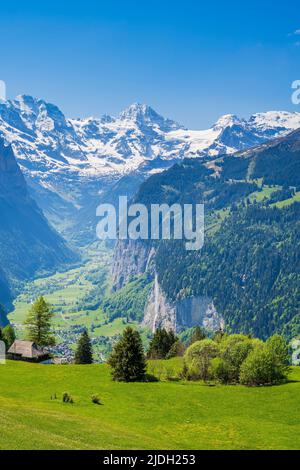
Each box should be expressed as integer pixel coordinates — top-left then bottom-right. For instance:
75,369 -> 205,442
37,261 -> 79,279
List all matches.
143,275 -> 224,333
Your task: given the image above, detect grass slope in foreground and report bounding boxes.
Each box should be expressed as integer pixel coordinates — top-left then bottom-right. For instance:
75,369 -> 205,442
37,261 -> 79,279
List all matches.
0,360 -> 299,450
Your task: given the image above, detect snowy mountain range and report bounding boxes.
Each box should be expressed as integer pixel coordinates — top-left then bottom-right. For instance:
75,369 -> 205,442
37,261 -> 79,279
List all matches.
1,95 -> 300,240
1,96 -> 300,178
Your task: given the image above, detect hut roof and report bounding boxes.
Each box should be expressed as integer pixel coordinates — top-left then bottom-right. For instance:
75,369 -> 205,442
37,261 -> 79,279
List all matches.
8,340 -> 47,359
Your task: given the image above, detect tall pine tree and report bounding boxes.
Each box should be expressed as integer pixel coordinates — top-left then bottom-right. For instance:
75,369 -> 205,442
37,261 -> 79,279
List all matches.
25,297 -> 55,347
74,330 -> 93,364
108,327 -> 146,382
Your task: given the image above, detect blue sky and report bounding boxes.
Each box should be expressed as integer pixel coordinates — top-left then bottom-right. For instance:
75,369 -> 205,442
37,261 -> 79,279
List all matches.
0,0 -> 300,127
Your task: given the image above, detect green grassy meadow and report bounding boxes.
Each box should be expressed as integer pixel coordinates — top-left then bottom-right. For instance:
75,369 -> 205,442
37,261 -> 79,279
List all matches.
0,360 -> 299,450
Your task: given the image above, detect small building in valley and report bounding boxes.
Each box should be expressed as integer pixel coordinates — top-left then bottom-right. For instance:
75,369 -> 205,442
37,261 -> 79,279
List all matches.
7,340 -> 50,363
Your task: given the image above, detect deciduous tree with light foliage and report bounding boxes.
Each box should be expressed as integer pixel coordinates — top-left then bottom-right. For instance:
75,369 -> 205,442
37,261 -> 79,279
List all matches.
2,324 -> 16,350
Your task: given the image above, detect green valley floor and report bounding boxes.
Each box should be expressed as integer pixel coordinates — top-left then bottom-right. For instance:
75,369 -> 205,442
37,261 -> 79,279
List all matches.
0,360 -> 299,450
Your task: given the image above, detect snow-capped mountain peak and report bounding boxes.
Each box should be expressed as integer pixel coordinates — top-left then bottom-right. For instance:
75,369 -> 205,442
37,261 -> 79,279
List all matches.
213,114 -> 243,130
1,95 -> 300,215
250,110 -> 300,133
6,95 -> 69,134
13,94 -> 40,115
119,102 -> 184,132
119,102 -> 152,120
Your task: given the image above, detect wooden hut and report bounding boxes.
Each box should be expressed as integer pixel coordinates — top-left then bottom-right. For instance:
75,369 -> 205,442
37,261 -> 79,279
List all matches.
7,340 -> 50,363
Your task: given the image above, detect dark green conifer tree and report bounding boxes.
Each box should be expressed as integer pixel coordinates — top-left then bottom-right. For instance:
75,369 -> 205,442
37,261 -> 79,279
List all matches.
74,330 -> 93,364
108,327 -> 146,382
148,328 -> 177,359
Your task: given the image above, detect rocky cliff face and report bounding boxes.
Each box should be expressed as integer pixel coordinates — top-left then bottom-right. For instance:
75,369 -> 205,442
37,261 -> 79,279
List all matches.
143,275 -> 224,333
111,239 -> 155,291
0,138 -> 29,201
111,239 -> 224,333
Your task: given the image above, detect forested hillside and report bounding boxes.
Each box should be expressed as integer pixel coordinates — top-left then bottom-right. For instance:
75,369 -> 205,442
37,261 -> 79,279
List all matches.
156,204 -> 300,340
113,129 -> 300,340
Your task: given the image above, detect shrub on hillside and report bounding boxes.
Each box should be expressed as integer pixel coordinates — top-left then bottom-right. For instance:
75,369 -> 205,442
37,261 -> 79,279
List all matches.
184,339 -> 220,381
209,357 -> 232,384
213,330 -> 227,343
266,335 -> 290,369
240,349 -> 280,386
218,334 -> 262,383
240,336 -> 290,386
183,333 -> 290,386
166,339 -> 185,359
62,392 -> 74,404
91,394 -> 102,405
